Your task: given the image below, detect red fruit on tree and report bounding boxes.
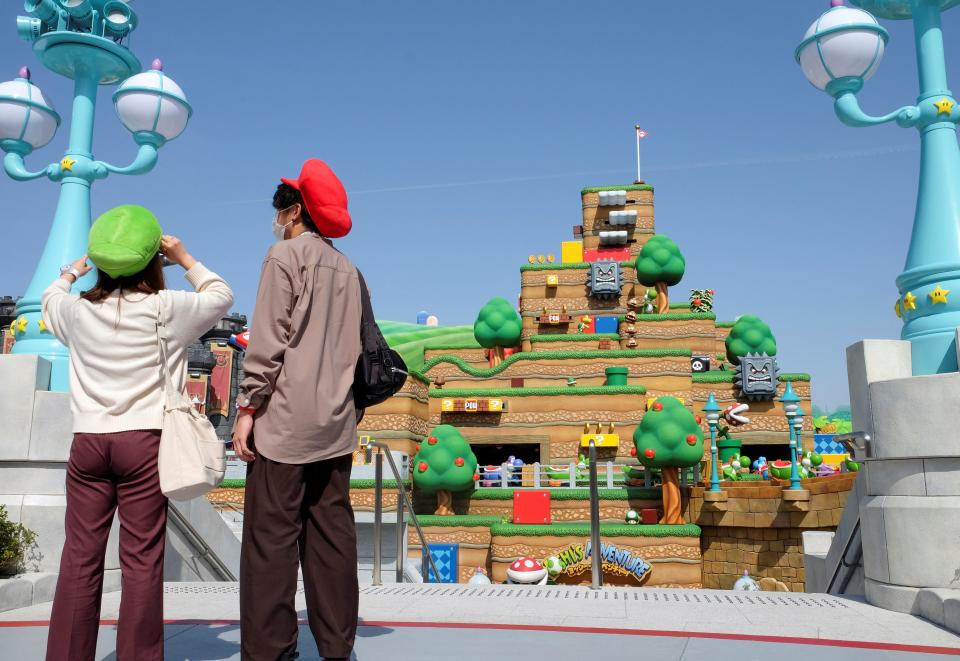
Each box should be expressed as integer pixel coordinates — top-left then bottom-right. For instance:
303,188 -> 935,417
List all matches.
418,461 -> 428,472
695,415 -> 702,424
472,473 -> 480,481
644,448 -> 656,459
428,436 -> 438,445
652,402 -> 663,412
415,444 -> 421,453
630,447 -> 637,457
686,434 -> 698,445
455,457 -> 465,467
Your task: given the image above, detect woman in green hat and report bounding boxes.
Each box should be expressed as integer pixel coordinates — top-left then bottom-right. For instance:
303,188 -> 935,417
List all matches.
40,205 -> 233,661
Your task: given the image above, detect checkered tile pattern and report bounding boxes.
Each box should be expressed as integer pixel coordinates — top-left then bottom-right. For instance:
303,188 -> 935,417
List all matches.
814,434 -> 845,455
424,544 -> 458,584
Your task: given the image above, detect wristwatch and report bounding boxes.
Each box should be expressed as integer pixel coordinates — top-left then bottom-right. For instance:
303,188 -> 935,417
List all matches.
59,265 -> 81,280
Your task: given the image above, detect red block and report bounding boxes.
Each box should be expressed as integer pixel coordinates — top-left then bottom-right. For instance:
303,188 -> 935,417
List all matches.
513,490 -> 551,524
583,247 -> 632,263
641,508 -> 658,525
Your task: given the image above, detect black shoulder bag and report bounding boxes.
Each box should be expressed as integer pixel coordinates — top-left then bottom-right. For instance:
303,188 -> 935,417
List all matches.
353,271 -> 408,419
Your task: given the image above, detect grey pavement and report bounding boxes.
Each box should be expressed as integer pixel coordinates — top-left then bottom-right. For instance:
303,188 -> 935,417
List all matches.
0,583 -> 958,660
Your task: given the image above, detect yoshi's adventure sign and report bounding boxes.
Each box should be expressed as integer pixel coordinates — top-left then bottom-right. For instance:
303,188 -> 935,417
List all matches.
551,541 -> 651,586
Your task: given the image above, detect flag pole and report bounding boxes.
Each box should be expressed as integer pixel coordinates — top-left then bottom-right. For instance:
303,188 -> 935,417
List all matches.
634,124 -> 642,184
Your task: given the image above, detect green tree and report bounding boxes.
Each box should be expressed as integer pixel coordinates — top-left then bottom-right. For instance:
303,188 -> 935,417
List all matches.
725,315 -> 777,365
634,235 -> 686,313
412,425 -> 479,515
632,397 -> 704,524
474,297 -> 522,366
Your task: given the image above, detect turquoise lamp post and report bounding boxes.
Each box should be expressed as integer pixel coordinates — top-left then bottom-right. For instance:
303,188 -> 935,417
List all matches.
794,404 -> 807,471
780,382 -> 802,490
704,393 -> 722,492
797,0 -> 960,375
0,1 -> 191,391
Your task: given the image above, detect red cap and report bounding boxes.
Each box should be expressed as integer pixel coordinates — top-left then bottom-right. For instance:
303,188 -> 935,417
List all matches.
280,159 -> 352,238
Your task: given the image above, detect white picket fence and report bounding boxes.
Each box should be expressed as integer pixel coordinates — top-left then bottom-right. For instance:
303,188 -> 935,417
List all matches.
474,461 -> 703,490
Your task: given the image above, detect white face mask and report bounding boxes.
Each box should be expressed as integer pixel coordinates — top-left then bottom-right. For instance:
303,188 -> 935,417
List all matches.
272,209 -> 293,242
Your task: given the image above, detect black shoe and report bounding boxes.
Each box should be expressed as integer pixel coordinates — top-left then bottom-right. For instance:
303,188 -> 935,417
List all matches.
278,649 -> 299,661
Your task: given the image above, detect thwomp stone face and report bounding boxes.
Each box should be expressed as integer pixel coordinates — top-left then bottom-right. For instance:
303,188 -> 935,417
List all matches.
587,261 -> 622,299
736,354 -> 780,400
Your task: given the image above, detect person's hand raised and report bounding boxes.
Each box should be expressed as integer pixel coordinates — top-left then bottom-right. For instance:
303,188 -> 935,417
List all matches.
160,235 -> 197,270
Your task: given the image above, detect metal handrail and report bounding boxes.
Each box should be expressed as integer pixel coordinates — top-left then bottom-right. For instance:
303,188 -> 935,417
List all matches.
825,519 -> 862,594
368,441 -> 442,585
167,501 -> 236,582
588,439 -> 602,590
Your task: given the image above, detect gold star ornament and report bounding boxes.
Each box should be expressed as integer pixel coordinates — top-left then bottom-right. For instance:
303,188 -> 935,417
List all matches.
15,316 -> 28,333
903,292 -> 917,311
895,299 -> 902,318
934,97 -> 955,115
60,157 -> 76,172
38,319 -> 47,333
929,286 -> 950,305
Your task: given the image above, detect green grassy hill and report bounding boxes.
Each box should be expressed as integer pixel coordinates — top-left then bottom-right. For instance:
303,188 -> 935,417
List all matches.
377,321 -> 480,371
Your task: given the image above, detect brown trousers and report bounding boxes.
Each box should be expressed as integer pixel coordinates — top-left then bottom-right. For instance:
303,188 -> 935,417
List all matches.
46,430 -> 168,661
240,451 -> 358,660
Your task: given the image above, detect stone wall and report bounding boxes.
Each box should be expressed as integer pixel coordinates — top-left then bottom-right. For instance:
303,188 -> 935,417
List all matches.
685,474 -> 856,591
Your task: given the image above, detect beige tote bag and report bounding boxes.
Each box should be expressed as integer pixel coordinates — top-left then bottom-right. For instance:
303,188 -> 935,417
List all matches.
156,297 -> 226,499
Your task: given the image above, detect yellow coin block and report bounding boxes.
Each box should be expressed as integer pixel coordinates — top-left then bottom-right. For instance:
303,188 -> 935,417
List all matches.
561,241 -> 584,264
546,274 -> 559,287
581,433 -> 620,448
441,399 -> 455,412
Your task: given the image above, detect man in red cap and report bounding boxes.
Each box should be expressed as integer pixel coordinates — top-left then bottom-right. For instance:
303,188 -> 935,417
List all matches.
233,159 -> 359,661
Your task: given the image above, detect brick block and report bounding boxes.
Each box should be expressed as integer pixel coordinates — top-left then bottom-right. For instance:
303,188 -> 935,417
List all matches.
641,508 -> 658,524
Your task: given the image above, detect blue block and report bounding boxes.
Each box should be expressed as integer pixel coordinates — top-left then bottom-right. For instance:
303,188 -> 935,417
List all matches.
594,316 -> 619,334
424,543 -> 458,583
814,434 -> 846,455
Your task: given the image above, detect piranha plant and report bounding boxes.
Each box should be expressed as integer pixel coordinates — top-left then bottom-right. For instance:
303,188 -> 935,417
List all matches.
634,235 -> 686,313
633,396 -> 704,524
412,425 -> 479,515
474,297 -> 522,367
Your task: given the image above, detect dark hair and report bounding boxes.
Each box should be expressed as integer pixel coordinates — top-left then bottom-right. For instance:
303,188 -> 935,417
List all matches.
80,253 -> 166,304
273,183 -> 320,235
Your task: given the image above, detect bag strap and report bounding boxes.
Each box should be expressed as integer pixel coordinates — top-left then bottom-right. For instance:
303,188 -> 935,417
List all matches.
356,269 -> 374,329
156,295 -> 180,412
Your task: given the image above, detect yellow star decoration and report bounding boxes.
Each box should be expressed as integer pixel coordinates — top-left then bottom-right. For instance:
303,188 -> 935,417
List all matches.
895,299 -> 902,318
929,286 -> 950,305
15,316 -> 28,334
38,319 -> 47,333
903,292 -> 917,311
935,97 -> 955,115
60,157 -> 76,172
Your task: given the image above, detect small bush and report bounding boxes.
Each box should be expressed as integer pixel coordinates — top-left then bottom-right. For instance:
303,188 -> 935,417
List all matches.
0,505 -> 36,576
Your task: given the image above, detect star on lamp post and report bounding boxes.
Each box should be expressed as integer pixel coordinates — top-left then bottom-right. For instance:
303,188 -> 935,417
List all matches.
58,156 -> 75,172
929,286 -> 950,305
903,292 -> 917,311
15,316 -> 28,334
934,97 -> 955,115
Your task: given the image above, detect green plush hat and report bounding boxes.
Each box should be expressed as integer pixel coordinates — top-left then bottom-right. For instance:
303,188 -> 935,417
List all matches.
88,205 -> 162,278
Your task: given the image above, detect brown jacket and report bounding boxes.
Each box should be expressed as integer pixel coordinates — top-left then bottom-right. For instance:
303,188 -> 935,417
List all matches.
237,233 -> 362,464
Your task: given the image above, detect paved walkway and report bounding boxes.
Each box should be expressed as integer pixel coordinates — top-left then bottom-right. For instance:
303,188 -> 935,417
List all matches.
1,583 -> 958,660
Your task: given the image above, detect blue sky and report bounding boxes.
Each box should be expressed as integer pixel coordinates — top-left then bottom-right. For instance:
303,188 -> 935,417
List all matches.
2,1 -> 955,408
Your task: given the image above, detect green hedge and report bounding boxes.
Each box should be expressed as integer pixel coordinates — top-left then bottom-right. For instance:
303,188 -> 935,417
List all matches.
218,479 -> 412,490
428,385 -> 647,398
490,522 -> 700,537
529,334 -> 621,342
618,312 -> 717,322
715,321 -> 736,328
691,372 -> 811,384
581,184 -> 654,194
520,261 -> 634,272
420,349 -> 691,377
468,488 -> 661,501
411,515 -> 506,527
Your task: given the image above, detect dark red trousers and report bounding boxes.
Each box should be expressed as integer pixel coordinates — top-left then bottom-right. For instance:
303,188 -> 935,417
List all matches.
240,452 -> 358,660
46,430 -> 168,661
